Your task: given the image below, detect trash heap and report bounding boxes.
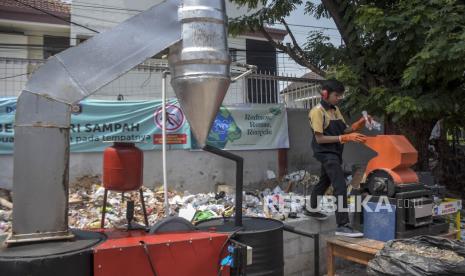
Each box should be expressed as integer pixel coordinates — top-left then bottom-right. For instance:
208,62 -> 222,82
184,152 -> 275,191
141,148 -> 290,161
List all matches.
0,171 -> 320,234
368,236 -> 465,275
392,241 -> 464,262
68,175 -> 178,229
0,188 -> 12,234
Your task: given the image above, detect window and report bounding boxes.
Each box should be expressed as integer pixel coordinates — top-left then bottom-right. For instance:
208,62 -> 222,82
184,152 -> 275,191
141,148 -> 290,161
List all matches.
229,48 -> 238,62
43,36 -> 70,59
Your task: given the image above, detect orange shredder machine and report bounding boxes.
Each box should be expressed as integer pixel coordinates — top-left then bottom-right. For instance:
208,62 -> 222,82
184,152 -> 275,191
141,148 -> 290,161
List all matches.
352,135 -> 448,238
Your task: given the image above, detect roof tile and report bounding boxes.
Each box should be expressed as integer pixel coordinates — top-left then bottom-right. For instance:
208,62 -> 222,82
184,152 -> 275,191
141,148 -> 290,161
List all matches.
1,0 -> 70,15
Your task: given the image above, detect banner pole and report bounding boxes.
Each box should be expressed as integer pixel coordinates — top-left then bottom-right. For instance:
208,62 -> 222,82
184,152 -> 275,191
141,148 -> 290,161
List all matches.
162,71 -> 170,216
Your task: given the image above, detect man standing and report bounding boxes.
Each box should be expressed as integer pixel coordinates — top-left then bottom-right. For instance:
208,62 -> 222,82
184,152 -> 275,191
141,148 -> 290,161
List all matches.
307,79 -> 368,237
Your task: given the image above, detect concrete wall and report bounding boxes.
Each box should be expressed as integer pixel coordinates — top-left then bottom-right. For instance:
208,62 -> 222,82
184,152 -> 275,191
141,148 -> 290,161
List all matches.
0,34 -> 27,58
0,108 -> 384,191
286,109 -> 319,173
71,149 -> 279,192
286,108 -> 382,174
0,148 -> 278,192
284,215 -> 337,276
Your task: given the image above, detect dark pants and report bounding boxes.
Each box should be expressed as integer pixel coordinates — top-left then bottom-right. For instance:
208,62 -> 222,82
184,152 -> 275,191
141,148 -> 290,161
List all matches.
310,158 -> 349,227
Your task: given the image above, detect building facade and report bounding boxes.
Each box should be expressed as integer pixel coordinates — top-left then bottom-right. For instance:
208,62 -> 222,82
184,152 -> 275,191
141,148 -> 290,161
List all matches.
0,0 -> 70,96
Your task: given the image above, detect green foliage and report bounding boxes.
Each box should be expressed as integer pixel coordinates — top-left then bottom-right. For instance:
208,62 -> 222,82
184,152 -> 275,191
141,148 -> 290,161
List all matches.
302,31 -> 346,71
352,0 -> 465,122
304,1 -> 329,19
229,0 -> 465,128
402,2 -> 465,88
229,0 -> 303,35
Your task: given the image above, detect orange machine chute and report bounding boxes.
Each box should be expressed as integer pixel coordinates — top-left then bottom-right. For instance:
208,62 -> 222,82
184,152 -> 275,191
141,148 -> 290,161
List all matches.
363,135 -> 419,185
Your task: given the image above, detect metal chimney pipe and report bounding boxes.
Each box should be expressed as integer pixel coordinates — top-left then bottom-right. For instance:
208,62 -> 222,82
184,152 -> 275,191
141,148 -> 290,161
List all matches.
203,145 -> 243,227
168,0 -> 231,147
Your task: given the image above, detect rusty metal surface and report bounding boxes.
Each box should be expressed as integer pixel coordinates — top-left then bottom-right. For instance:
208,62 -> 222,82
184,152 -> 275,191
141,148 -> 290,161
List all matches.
93,230 -> 229,276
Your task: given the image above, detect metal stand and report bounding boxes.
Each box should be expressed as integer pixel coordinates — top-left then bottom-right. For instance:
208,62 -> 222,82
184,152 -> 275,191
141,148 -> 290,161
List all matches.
203,145 -> 243,227
161,70 -> 170,216
101,188 -> 149,228
101,189 -> 108,228
139,188 -> 149,226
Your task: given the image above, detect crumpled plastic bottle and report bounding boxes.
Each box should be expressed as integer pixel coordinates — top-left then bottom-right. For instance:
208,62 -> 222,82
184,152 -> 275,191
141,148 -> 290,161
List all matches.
362,110 -> 381,131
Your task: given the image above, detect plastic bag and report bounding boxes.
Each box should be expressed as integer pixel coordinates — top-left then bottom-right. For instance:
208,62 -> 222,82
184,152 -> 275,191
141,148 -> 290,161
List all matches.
367,235 -> 465,276
362,110 -> 381,131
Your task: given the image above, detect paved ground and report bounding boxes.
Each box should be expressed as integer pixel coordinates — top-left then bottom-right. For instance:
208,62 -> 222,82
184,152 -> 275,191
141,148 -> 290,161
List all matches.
323,259 -> 370,276
333,263 -> 369,276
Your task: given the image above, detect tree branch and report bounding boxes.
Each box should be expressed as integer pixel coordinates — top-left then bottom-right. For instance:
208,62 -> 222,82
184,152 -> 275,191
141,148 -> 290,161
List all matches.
321,0 -> 376,92
320,0 -> 361,58
280,19 -> 299,48
258,25 -> 327,78
280,19 -> 324,74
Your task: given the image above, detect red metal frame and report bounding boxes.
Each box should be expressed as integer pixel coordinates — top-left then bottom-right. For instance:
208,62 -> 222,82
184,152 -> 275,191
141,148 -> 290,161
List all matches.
93,229 -> 230,276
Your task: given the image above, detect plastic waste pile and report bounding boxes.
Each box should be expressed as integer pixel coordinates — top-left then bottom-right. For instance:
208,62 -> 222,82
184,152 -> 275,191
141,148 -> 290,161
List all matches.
0,209 -> 11,234
68,175 -> 178,229
0,171 -> 321,234
0,188 -> 12,234
368,236 -> 465,275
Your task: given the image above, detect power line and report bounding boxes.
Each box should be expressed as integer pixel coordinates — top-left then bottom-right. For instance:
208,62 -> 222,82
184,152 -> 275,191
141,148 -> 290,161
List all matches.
68,1 -> 340,33
71,1 -> 337,31
0,43 -> 318,66
12,0 -> 341,42
11,0 -> 99,33
10,0 -> 341,36
72,2 -> 141,13
0,43 -> 291,55
0,73 -> 29,80
275,22 -> 338,31
73,1 -> 143,12
18,33 -> 81,41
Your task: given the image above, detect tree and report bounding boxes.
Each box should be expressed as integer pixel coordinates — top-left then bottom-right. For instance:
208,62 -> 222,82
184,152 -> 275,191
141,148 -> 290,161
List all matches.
229,0 -> 465,171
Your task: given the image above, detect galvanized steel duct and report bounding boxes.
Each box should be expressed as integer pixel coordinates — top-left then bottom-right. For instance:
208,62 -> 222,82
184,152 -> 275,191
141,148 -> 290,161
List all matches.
9,0 -> 230,243
168,0 -> 230,146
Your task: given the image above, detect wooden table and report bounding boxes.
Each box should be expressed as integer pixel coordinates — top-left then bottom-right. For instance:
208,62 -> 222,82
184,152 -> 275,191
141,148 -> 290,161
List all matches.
326,236 -> 384,276
326,230 -> 459,276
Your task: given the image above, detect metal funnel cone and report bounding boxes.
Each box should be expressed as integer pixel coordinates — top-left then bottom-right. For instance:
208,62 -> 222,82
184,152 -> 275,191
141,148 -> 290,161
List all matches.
168,0 -> 231,147
172,76 -> 230,146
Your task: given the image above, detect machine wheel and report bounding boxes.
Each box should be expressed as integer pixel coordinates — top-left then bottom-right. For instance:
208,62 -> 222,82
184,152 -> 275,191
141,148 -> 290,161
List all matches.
366,170 -> 396,197
149,217 -> 196,234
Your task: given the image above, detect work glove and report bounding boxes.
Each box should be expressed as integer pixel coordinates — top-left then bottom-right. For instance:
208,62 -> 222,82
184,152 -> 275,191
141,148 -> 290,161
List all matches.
351,115 -> 372,131
339,133 -> 367,144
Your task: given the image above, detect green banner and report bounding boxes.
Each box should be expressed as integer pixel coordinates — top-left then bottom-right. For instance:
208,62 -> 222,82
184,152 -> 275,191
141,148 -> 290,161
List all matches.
1,98 -> 289,154
0,98 -> 191,154
195,104 -> 289,150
